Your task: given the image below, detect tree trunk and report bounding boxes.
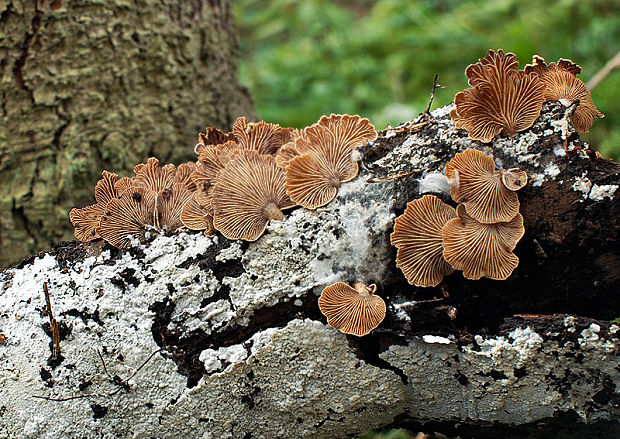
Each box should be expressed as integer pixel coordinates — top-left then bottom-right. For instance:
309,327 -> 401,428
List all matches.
0,0 -> 254,267
0,103 -> 618,438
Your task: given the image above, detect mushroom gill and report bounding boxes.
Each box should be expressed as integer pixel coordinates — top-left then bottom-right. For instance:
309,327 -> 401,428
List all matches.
442,205 -> 525,281
450,49 -> 546,142
524,55 -> 604,133
96,187 -> 157,250
232,117 -> 296,156
390,195 -> 457,287
69,170 -> 119,242
212,149 -> 295,241
445,148 -> 522,223
318,282 -> 386,337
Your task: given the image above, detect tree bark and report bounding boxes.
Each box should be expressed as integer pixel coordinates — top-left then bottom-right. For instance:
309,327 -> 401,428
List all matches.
0,0 -> 254,267
0,103 -> 618,438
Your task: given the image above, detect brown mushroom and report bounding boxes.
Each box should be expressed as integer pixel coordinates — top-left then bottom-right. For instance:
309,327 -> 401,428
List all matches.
442,205 -> 524,280
450,49 -> 546,142
133,157 -> 176,193
318,281 -> 386,337
180,192 -> 216,236
445,149 -> 521,223
156,166 -> 196,232
390,195 -> 457,287
524,55 -> 604,133
501,168 -> 528,191
275,140 -> 301,168
212,149 -> 295,241
195,126 -> 236,155
285,114 -> 377,209
69,170 -> 119,242
232,117 -> 295,155
96,187 -> 157,249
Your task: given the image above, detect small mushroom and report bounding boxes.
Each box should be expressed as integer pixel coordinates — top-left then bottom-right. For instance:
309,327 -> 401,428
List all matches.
390,195 -> 457,287
275,140 -> 300,168
318,281 -> 386,337
212,149 -> 295,241
96,187 -> 157,249
69,170 -> 119,242
133,157 -> 176,193
232,117 -> 295,155
524,55 -> 604,133
180,192 -> 216,236
195,126 -> 236,154
285,114 -> 377,209
450,49 -> 546,142
442,205 -> 525,280
445,149 -> 521,223
501,168 -> 528,191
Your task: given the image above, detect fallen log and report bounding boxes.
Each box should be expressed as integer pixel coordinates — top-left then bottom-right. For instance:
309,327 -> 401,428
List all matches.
0,102 -> 618,438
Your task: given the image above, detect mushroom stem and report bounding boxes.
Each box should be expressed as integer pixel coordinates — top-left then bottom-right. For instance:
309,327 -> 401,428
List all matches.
263,202 -> 285,221
329,175 -> 341,188
353,281 -> 376,296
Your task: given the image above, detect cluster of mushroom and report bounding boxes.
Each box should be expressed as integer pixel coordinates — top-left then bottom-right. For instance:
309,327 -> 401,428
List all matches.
391,148 -> 527,286
451,49 -> 603,142
71,114 -> 377,247
70,158 -> 198,249
181,114 -> 377,241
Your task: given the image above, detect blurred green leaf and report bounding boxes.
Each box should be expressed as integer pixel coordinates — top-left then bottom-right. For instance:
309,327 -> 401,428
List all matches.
235,0 -> 619,160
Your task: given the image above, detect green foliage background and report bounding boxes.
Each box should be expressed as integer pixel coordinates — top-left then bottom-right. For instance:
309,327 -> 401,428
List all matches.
234,0 -> 619,159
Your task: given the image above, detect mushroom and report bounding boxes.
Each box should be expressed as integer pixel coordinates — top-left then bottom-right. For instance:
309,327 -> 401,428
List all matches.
133,157 -> 176,193
318,281 -> 386,337
232,117 -> 296,155
450,49 -> 546,142
390,195 -> 457,287
442,205 -> 525,280
501,168 -> 528,191
212,149 -> 295,241
180,192 -> 216,236
156,163 -> 197,232
275,140 -> 301,168
285,114 -> 377,209
524,55 -> 604,133
69,171 -> 119,242
445,148 -> 522,223
194,126 -> 236,154
96,187 -> 157,249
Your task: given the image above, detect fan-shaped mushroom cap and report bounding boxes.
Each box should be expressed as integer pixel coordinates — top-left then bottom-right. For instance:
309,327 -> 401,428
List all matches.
275,140 -> 300,168
445,149 -> 520,223
133,157 -> 176,193
318,282 -> 386,337
501,168 -> 528,191
232,117 -> 294,155
212,149 -> 295,241
70,171 -> 119,242
96,187 -> 157,249
175,162 -> 198,192
285,114 -> 377,209
390,195 -> 457,287
195,126 -> 236,154
524,55 -> 604,133
180,192 -> 216,236
442,205 -> 524,280
451,49 -> 545,142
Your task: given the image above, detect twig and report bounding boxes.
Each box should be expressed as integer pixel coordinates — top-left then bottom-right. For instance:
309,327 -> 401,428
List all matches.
43,282 -> 60,360
587,50 -> 620,91
367,170 -> 416,183
33,348 -> 162,402
425,74 -> 444,115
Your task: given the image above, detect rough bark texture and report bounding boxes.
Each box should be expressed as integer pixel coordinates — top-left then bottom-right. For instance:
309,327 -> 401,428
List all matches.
0,103 -> 618,439
0,0 -> 255,267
